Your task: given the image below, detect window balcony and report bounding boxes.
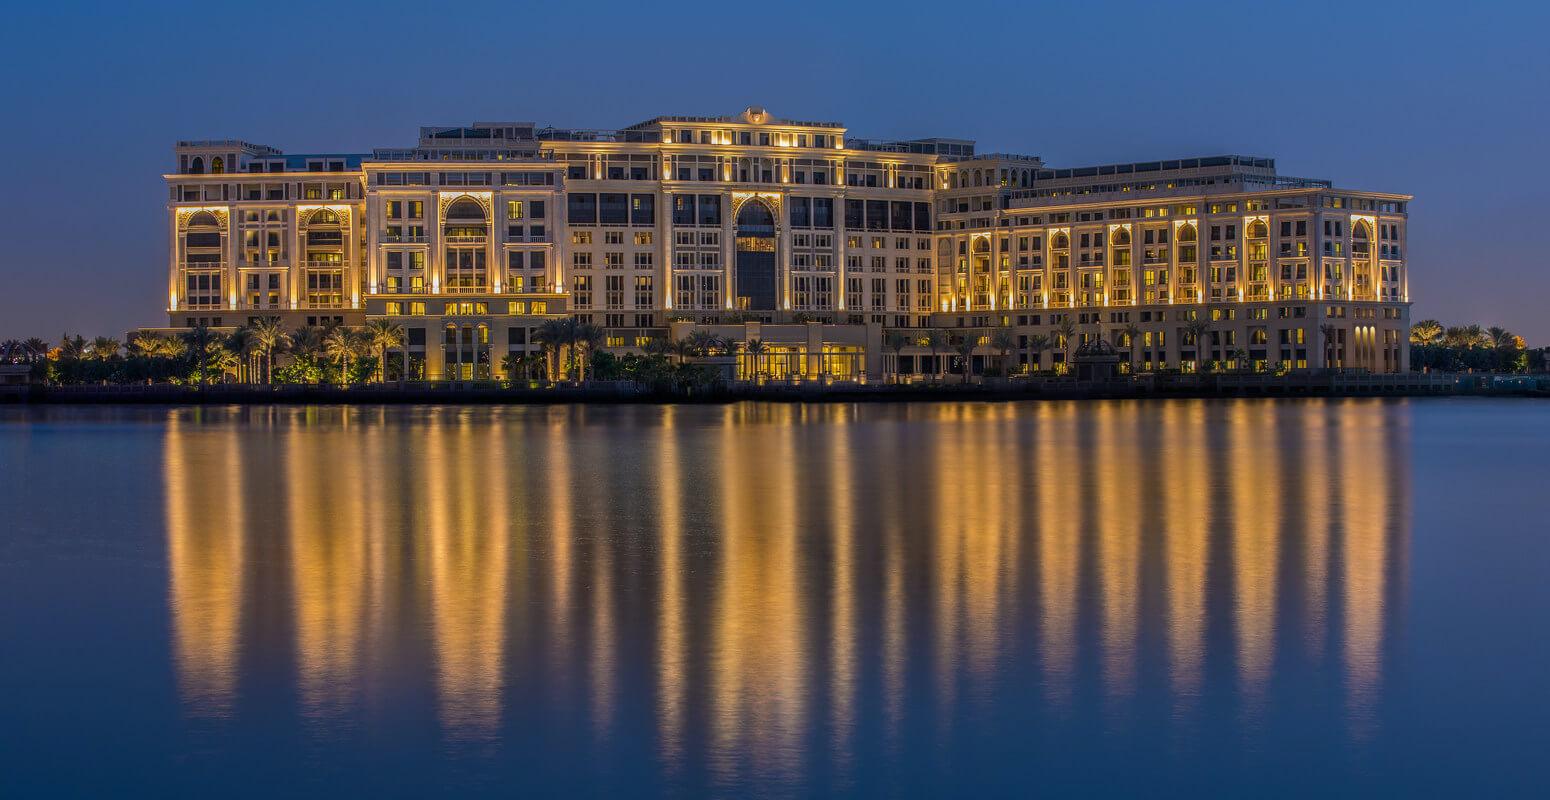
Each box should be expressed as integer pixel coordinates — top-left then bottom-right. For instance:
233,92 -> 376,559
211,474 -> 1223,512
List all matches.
381,233 -> 428,243
444,234 -> 488,244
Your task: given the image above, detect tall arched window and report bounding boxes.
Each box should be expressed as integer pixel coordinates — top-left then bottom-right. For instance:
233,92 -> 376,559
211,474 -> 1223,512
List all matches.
189,156 -> 204,174
211,156 -> 224,174
1351,221 -> 1371,255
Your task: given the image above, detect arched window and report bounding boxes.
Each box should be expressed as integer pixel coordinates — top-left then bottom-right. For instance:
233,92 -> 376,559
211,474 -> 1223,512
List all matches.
1351,221 -> 1371,255
445,198 -> 486,221
735,198 -> 775,231
189,156 -> 204,174
1247,220 -> 1268,239
972,237 -> 990,254
307,208 -> 340,226
1052,232 -> 1069,249
1177,224 -> 1197,243
211,156 -> 224,174
1111,228 -> 1131,246
186,211 -> 219,228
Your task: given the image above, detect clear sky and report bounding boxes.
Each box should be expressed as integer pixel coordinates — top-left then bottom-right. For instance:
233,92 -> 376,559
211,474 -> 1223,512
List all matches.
1,0 -> 1545,343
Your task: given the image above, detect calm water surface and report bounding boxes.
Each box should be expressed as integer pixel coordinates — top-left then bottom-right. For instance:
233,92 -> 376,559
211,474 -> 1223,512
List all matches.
1,399 -> 1546,797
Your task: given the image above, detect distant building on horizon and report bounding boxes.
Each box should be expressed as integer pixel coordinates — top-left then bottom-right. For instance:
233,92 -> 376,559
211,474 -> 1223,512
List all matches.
158,106 -> 1411,379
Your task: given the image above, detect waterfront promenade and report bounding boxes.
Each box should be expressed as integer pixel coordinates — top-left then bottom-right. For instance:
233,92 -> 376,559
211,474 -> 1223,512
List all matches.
7,371 -> 1539,405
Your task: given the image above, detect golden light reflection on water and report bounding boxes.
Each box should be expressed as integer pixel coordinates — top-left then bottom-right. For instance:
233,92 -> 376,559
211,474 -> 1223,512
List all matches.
1164,402 -> 1208,710
1232,402 -> 1280,716
164,399 -> 1408,755
164,416 -> 244,717
709,404 -> 807,787
287,421 -> 366,719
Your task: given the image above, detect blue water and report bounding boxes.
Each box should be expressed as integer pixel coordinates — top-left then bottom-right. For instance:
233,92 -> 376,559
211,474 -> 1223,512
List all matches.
1,399 -> 1546,797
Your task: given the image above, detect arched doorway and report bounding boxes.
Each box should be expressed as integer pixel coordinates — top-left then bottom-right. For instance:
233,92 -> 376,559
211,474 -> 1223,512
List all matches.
734,199 -> 776,312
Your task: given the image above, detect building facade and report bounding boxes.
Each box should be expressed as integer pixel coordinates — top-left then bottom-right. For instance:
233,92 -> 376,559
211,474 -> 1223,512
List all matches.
162,107 -> 1411,379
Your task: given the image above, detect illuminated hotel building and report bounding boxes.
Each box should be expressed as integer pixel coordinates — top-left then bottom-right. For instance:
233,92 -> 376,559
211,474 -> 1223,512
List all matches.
162,107 -> 1411,379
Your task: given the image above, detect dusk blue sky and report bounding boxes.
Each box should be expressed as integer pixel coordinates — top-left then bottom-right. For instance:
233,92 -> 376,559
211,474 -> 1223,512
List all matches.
2,0 -> 1545,342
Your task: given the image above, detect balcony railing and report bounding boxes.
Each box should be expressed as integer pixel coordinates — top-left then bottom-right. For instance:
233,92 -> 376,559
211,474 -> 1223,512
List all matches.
374,283 -> 430,294
380,234 -> 428,243
444,234 -> 488,244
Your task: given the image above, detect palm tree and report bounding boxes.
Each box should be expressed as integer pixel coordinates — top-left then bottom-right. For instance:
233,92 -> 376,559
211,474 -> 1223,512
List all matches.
225,325 -> 252,383
60,334 -> 87,361
1462,323 -> 1488,350
884,332 -> 910,383
323,325 -> 361,382
502,351 -> 542,383
953,333 -> 978,385
363,319 -> 406,383
89,336 -> 121,361
1121,322 -> 1141,375
158,336 -> 187,360
180,325 -> 213,387
1055,318 -> 1076,352
203,338 -> 239,383
248,317 -> 290,384
1026,333 -> 1051,374
1184,318 -> 1212,373
1410,319 -> 1443,346
575,322 -> 606,382
671,337 -> 697,366
290,325 -> 324,360
687,329 -> 718,358
926,329 -> 948,383
745,338 -> 769,380
1319,323 -> 1340,369
1487,326 -> 1525,372
22,338 -> 49,363
643,336 -> 674,361
534,318 -> 573,380
990,328 -> 1016,377
128,332 -> 162,359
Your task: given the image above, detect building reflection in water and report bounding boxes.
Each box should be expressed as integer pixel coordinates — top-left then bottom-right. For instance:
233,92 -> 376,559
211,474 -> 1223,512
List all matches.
164,399 -> 1409,767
